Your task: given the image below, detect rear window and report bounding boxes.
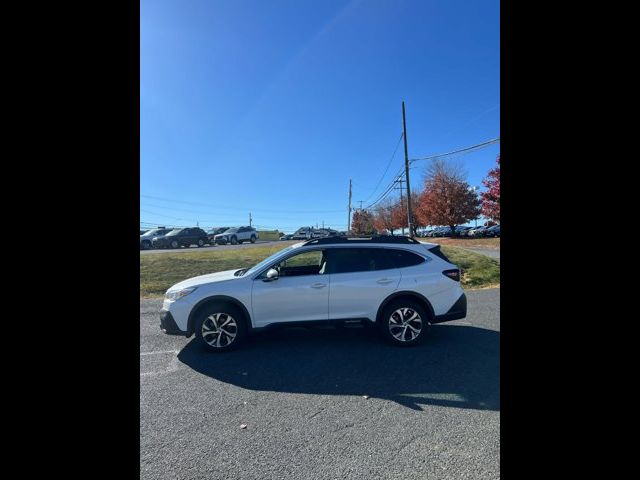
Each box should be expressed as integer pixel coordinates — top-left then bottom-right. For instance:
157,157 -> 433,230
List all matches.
427,245 -> 452,263
386,249 -> 426,268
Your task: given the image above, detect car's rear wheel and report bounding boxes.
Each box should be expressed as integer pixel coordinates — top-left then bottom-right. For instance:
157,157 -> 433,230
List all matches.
142,240 -> 151,250
170,240 -> 179,249
250,235 -> 256,243
379,299 -> 430,346
230,236 -> 238,245
195,303 -> 247,352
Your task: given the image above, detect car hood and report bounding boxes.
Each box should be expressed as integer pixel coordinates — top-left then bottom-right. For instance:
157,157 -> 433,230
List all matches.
169,269 -> 240,290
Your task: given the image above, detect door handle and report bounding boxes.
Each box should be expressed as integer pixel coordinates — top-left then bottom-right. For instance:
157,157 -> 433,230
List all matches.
377,278 -> 394,285
311,283 -> 327,289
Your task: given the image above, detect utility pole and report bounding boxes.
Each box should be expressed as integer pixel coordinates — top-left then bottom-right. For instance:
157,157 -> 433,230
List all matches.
393,177 -> 405,235
249,212 -> 252,227
358,200 -> 363,210
322,220 -> 324,229
402,101 -> 414,237
347,179 -> 352,233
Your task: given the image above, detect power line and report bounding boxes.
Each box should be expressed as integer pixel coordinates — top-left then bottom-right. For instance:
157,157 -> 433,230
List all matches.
410,137 -> 500,162
361,132 -> 404,203
363,164 -> 406,210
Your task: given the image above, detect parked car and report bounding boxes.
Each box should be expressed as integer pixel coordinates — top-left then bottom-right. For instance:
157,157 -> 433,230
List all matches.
458,226 -> 474,237
206,227 -> 229,244
314,228 -> 338,237
485,224 -> 500,237
140,227 -> 175,250
468,226 -> 489,237
152,227 -> 209,249
214,226 -> 258,245
140,229 -> 148,235
160,235 -> 467,351
290,227 -> 321,240
279,234 -> 294,241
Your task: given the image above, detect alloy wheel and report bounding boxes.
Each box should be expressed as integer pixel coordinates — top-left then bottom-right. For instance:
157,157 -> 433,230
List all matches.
201,313 -> 238,348
388,308 -> 423,342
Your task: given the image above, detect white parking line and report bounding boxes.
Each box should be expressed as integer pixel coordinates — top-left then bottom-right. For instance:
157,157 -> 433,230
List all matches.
140,349 -> 179,356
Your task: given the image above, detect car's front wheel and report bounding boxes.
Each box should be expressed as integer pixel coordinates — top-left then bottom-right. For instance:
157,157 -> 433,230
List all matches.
197,238 -> 204,247
141,240 -> 151,250
170,240 -> 179,249
195,303 -> 247,352
230,236 -> 238,245
250,235 -> 256,243
379,299 -> 430,346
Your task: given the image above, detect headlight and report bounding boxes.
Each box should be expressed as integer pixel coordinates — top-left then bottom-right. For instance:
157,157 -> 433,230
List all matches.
165,287 -> 197,301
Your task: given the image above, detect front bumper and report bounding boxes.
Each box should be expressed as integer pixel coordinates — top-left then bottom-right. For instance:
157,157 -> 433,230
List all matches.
432,293 -> 467,323
214,237 -> 228,244
160,310 -> 187,336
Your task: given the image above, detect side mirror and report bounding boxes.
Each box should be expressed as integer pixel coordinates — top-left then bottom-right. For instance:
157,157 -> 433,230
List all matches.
264,268 -> 279,282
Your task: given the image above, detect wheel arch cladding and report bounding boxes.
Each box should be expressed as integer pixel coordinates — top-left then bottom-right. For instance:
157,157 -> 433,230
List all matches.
187,295 -> 252,336
376,291 -> 435,324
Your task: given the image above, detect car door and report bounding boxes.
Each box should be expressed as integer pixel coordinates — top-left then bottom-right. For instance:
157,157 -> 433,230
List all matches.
251,248 -> 329,327
178,228 -> 189,246
326,247 -> 401,321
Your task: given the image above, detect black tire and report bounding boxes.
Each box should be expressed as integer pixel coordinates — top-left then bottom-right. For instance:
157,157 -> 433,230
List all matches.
195,302 -> 247,352
170,240 -> 179,249
250,235 -> 256,243
141,240 -> 151,250
378,298 -> 430,347
230,236 -> 238,245
197,238 -> 205,247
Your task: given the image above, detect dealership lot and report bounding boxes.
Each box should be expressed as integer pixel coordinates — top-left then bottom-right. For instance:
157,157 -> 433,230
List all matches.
140,288 -> 499,479
139,240 -> 288,255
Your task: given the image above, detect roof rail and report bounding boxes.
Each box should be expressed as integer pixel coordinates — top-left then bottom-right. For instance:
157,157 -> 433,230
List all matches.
302,235 -> 420,246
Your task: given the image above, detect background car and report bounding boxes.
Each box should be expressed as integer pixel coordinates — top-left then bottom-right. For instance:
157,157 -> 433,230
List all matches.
279,234 -> 294,240
140,227 -> 175,250
485,225 -> 500,237
467,226 -> 488,237
152,227 -> 209,249
214,226 -> 258,245
206,227 -> 229,244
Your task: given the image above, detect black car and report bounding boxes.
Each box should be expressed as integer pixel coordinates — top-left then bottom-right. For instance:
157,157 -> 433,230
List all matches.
140,227 -> 175,250
152,227 -> 209,249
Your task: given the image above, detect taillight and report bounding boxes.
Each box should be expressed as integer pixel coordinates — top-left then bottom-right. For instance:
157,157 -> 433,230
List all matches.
442,269 -> 460,281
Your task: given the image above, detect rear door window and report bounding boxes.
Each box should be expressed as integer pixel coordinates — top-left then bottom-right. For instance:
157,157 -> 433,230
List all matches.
326,248 -> 395,274
386,249 -> 426,268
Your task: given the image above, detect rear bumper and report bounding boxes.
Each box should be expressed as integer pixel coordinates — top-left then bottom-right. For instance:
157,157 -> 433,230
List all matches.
432,293 -> 467,323
160,310 -> 187,336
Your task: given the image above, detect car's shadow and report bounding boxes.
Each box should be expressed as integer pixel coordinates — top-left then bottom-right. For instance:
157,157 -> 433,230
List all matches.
177,324 -> 499,412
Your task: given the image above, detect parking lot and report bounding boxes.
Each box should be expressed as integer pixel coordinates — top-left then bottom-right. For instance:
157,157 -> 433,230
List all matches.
140,288 -> 500,479
140,240 -> 288,255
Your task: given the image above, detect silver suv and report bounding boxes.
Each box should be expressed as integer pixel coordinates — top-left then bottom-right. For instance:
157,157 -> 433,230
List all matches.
160,236 -> 467,352
213,226 -> 258,245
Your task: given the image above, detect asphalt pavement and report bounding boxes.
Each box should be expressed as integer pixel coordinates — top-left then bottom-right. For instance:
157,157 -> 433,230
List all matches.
140,288 -> 500,479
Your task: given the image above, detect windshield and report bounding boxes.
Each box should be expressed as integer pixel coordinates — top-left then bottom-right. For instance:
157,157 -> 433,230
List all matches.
141,229 -> 160,237
242,245 -> 298,276
166,229 -> 183,236
223,228 -> 238,233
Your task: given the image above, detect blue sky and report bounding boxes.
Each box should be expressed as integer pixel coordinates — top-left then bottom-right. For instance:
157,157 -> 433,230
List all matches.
141,0 -> 499,232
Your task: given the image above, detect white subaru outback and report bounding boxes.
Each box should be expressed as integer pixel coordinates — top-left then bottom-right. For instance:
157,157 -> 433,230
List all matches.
160,236 -> 467,352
